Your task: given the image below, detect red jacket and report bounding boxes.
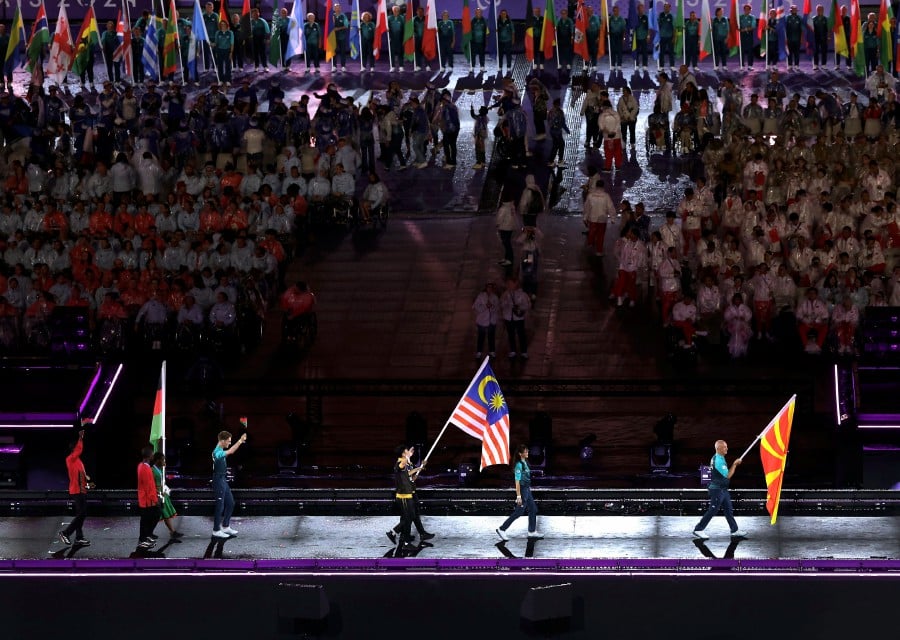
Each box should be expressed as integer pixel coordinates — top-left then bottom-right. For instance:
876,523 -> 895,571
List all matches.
137,462 -> 159,507
66,439 -> 87,495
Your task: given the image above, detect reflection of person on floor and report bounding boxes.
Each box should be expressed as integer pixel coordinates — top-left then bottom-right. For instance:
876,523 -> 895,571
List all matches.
59,429 -> 91,547
387,445 -> 434,546
212,430 -> 246,539
496,444 -> 543,541
693,440 -> 747,540
137,445 -> 161,549
151,452 -> 183,540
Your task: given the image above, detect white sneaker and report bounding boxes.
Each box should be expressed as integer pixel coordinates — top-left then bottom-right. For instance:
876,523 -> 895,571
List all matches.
731,529 -> 749,538
508,351 -> 517,358
425,65 -> 431,71
342,66 -> 347,72
212,529 -> 230,538
221,526 -> 238,535
415,162 -> 428,169
496,528 -> 509,541
370,66 -> 375,72
527,531 -> 544,539
692,530 -> 709,540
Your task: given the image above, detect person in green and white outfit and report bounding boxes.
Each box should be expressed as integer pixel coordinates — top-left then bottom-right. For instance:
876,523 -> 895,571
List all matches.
151,452 -> 183,539
214,19 -> 235,85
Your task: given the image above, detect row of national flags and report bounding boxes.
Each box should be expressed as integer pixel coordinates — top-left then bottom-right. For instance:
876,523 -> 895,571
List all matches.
7,0 -> 896,78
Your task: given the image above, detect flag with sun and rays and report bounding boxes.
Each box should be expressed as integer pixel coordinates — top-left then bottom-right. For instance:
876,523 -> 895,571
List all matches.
448,357 -> 511,470
759,395 -> 795,524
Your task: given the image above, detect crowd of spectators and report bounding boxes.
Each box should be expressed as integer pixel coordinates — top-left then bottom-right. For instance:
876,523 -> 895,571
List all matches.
587,62 -> 900,360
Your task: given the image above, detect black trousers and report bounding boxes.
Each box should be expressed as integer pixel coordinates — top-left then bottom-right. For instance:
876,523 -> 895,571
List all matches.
253,34 -> 268,67
62,493 -> 87,539
505,319 -> 527,353
393,494 -> 426,537
813,35 -> 828,66
138,505 -> 160,543
442,130 -> 458,165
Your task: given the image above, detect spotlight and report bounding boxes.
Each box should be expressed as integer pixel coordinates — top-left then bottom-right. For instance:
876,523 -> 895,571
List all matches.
276,442 -> 299,474
649,444 -> 672,474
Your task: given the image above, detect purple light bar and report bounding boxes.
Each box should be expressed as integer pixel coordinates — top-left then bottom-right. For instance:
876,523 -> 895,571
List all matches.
0,445 -> 23,454
78,365 -> 103,417
0,557 -> 899,575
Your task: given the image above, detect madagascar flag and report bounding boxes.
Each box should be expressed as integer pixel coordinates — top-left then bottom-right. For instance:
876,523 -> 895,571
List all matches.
828,0 -> 848,58
462,0 -> 472,61
403,0 -> 415,61
149,361 -> 167,453
525,0 -> 534,60
540,0 -> 556,60
759,395 -> 795,525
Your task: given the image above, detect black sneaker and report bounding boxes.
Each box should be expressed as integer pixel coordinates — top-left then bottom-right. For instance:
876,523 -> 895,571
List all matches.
419,531 -> 436,541
75,538 -> 91,546
149,533 -> 159,540
58,531 -> 71,545
386,530 -> 397,544
137,540 -> 154,549
170,531 -> 184,539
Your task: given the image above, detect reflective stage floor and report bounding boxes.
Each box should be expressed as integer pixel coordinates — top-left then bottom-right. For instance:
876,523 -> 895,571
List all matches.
2,514 -> 898,562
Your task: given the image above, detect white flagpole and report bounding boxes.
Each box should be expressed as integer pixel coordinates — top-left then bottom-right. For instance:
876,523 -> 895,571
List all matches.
160,360 -> 167,491
736,0 -> 744,68
355,0 -> 363,71
493,0 -> 499,67
385,3 -> 393,68
421,356 -> 491,466
604,0 -> 612,68
738,394 -> 796,461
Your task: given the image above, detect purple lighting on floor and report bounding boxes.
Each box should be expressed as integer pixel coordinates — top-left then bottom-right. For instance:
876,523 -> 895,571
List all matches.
78,365 -> 103,417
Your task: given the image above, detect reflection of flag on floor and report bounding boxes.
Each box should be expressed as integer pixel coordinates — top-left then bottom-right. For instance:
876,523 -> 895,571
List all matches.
448,357 -> 511,470
759,395 -> 795,524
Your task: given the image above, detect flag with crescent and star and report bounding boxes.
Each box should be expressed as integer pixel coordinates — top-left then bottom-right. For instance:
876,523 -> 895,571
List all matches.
448,356 -> 510,470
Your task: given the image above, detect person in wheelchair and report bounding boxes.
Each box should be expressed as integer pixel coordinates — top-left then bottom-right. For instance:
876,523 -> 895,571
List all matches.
280,281 -> 317,344
329,163 -> 356,223
175,293 -> 205,350
646,99 -> 672,153
306,168 -> 332,224
208,291 -> 238,346
672,101 -> 698,153
359,171 -> 389,225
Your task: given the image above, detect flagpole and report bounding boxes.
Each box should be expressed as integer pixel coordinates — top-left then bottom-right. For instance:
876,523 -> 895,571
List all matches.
355,0 -> 363,72
385,2 -> 393,68
91,2 -> 110,82
421,356 -> 491,466
554,23 -> 560,68
738,394 -> 796,460
604,0 -> 612,69
737,0 -> 743,68
159,359 -> 168,491
493,0 -> 499,68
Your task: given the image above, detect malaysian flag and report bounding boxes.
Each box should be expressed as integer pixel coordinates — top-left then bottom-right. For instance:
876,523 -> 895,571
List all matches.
448,357 -> 510,470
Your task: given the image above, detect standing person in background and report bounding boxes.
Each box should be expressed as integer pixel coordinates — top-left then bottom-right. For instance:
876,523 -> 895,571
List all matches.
360,11 -> 376,71
531,4 -> 545,70
497,9 -> 515,76
214,19 -> 235,86
438,10 -> 455,71
304,12 -> 322,73
212,430 -> 247,538
137,445 -> 160,549
547,98 -> 571,168
811,5 -> 828,70
693,440 -> 747,539
473,282 -> 500,358
250,7 -> 271,72
712,7 -> 730,70
496,191 -> 518,267
496,444 -> 543,541
471,7 -> 488,72
151,452 -> 183,539
333,3 -> 350,72
784,5 -> 803,70
586,5 -> 601,70
617,86 -> 639,148
101,21 -> 121,83
556,8 -> 575,71
388,5 -> 404,71
738,4 -> 756,69
231,13 -> 246,72
500,277 -> 531,359
583,179 -> 616,257
608,5 -> 626,70
58,429 -> 92,547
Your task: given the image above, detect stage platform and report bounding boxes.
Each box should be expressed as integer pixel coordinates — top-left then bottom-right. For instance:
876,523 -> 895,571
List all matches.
1,511 -> 898,639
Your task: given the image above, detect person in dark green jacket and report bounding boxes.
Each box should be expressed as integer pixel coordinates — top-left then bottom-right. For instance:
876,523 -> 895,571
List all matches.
712,7 -> 730,69
360,10 -> 376,71
556,8 -> 574,70
250,7 -> 271,71
586,6 -> 601,69
685,11 -> 700,70
438,10 -> 455,70
388,5 -> 405,71
304,12 -> 321,73
608,5 -> 626,69
635,3 -> 650,69
213,19 -> 234,84
497,9 -> 514,75
531,5 -> 544,69
738,4 -> 756,69
332,3 -> 350,71
471,7 -> 487,71
101,21 -> 121,83
862,18 -> 878,74
658,2 -> 675,69
785,4 -> 803,69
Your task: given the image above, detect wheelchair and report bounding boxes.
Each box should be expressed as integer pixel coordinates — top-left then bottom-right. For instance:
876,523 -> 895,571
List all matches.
645,117 -> 672,156
672,125 -> 697,156
330,196 -> 356,228
98,318 -> 127,355
282,312 -> 317,350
